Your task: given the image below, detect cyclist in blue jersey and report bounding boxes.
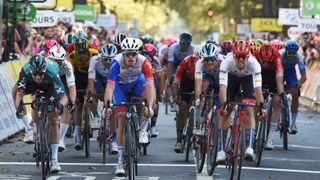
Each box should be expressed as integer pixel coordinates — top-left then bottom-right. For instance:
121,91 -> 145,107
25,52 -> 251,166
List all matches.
279,40 -> 307,134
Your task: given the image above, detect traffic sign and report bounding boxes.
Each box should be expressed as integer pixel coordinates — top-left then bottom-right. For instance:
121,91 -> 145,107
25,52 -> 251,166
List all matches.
8,2 -> 37,22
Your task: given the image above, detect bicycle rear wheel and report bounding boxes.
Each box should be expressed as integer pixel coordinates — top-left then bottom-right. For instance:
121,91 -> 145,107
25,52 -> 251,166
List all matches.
126,123 -> 137,180
207,114 -> 218,175
229,126 -> 244,180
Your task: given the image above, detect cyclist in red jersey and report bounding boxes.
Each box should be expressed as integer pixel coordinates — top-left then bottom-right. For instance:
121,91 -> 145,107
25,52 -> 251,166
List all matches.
172,53 -> 199,153
256,43 -> 284,150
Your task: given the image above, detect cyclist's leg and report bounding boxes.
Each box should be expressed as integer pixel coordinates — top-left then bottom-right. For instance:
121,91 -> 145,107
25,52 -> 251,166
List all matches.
241,75 -> 256,160
194,77 -> 209,134
59,75 -> 70,151
284,69 -> 299,133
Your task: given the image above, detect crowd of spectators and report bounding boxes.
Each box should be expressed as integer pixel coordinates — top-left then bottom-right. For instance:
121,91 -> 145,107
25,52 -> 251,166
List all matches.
298,29 -> 320,67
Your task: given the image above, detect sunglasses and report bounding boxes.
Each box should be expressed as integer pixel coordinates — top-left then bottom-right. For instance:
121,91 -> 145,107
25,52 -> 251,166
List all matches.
286,51 -> 296,56
124,51 -> 138,57
32,72 -> 45,76
101,56 -> 112,62
76,50 -> 88,55
234,54 -> 248,60
180,41 -> 191,46
204,57 -> 216,62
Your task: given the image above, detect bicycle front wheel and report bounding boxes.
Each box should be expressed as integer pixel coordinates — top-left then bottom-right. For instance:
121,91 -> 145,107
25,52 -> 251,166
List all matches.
126,123 -> 137,180
83,105 -> 91,158
195,135 -> 206,173
255,120 -> 266,166
229,125 -> 244,180
185,108 -> 194,162
207,114 -> 218,175
281,107 -> 289,150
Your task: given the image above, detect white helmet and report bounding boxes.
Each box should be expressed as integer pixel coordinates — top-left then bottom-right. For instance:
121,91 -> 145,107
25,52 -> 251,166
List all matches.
101,44 -> 117,58
114,33 -> 127,46
48,45 -> 67,62
121,37 -> 140,51
201,43 -> 219,58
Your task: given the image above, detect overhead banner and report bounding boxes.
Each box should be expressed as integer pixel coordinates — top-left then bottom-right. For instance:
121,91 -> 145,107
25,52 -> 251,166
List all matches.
56,11 -> 75,24
278,8 -> 300,25
31,10 -> 58,27
96,14 -> 116,28
74,4 -> 95,21
251,18 -> 282,32
237,24 -> 251,34
301,0 -> 320,16
298,19 -> 320,32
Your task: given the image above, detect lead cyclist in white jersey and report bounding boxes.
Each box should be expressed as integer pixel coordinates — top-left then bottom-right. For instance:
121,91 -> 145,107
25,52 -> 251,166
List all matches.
47,45 -> 77,154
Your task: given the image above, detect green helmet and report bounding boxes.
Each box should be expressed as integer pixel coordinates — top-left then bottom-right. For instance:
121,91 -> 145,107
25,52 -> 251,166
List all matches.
29,55 -> 46,74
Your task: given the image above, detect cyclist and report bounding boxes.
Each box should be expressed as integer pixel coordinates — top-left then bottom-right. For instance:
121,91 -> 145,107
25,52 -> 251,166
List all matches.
88,43 -> 118,153
14,55 -> 67,173
218,40 -> 264,162
84,22 -> 100,51
279,40 -> 307,134
220,40 -> 233,56
63,33 -> 73,51
113,33 -> 127,53
194,43 -> 223,135
140,34 -> 154,45
68,38 -> 99,150
141,43 -> 164,137
270,39 -> 284,51
103,37 -> 155,176
47,45 -> 76,152
172,52 -> 199,153
167,32 -> 195,111
255,43 -> 284,150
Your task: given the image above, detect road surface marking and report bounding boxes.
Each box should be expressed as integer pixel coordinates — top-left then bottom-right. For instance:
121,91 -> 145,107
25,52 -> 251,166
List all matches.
274,144 -> 320,149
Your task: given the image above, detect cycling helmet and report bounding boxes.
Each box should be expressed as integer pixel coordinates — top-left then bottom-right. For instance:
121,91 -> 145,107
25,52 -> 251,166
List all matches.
258,43 -> 276,62
256,39 -> 266,46
221,40 -> 233,52
195,46 -> 203,58
285,40 -> 299,55
48,45 -> 67,61
44,39 -> 57,52
101,44 -> 117,58
29,55 -> 46,74
74,38 -> 89,54
114,33 -> 127,46
179,32 -> 192,45
201,43 -> 219,58
140,34 -> 154,45
72,30 -> 88,42
64,33 -> 73,46
270,40 -> 284,51
162,36 -> 177,45
143,43 -> 157,56
232,40 -> 250,57
120,37 -> 140,51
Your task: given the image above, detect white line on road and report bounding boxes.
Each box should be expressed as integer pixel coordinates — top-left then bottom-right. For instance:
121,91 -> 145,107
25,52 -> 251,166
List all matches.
2,162 -> 320,174
273,144 -> 320,149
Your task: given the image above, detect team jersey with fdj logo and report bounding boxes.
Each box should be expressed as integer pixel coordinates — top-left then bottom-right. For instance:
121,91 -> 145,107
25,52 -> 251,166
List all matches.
68,48 -> 99,73
107,53 -> 154,86
58,60 -> 75,87
88,54 -> 110,80
17,60 -> 65,96
279,49 -> 305,72
168,42 -> 195,71
219,53 -> 262,88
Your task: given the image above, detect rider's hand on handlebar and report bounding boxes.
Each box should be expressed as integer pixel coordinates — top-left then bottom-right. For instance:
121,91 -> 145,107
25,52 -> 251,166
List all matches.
195,98 -> 201,108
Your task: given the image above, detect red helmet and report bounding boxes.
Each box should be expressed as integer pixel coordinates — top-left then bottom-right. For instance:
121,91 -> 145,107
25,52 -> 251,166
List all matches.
221,40 -> 232,52
270,40 -> 283,51
143,43 -> 156,56
44,39 -> 57,52
259,43 -> 276,63
232,40 -> 250,57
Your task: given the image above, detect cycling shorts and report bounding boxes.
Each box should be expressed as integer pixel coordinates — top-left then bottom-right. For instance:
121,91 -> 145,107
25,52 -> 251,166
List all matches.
74,68 -> 88,103
94,72 -> 107,94
262,70 -> 277,94
179,77 -> 195,102
283,68 -> 298,88
227,74 -> 255,101
203,74 -> 221,108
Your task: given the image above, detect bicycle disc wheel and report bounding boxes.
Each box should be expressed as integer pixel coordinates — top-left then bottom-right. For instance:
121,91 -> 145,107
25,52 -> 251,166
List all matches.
185,108 -> 194,162
207,115 -> 218,175
229,126 -> 244,180
255,120 -> 266,167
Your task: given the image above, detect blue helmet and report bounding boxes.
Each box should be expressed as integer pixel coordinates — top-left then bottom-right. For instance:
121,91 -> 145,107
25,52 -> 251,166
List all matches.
179,32 -> 192,45
285,40 -> 299,55
72,31 -> 88,43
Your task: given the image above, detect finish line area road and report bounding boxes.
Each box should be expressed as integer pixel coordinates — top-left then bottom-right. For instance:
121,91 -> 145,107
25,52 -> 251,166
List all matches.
0,105 -> 320,180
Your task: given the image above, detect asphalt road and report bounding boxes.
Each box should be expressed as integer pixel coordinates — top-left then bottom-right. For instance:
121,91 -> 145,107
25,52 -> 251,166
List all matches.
0,104 -> 320,180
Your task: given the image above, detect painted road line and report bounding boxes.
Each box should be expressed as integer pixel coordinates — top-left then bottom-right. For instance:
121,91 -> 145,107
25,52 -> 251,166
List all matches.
273,144 -> 320,149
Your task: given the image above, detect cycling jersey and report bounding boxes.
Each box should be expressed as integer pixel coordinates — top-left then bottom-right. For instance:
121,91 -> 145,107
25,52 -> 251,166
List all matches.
174,54 -> 199,83
108,53 -> 154,86
88,54 -> 110,80
68,48 -> 99,73
151,56 -> 162,77
66,43 -> 98,54
256,50 -> 284,77
58,60 -> 75,87
220,53 -> 262,89
279,49 -> 305,72
87,35 -> 100,51
168,42 -> 195,71
17,60 -> 65,96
